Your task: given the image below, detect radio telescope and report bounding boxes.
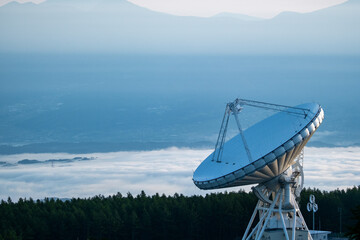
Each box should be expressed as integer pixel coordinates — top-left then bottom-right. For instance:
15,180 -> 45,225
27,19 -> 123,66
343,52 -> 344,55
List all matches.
193,98 -> 324,240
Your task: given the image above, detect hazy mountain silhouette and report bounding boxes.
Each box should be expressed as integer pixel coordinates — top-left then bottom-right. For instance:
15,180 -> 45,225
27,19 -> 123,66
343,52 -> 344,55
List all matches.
212,12 -> 264,21
0,0 -> 358,54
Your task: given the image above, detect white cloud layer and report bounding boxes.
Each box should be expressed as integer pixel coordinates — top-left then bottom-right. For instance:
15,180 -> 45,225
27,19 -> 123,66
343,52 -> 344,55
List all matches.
0,147 -> 359,201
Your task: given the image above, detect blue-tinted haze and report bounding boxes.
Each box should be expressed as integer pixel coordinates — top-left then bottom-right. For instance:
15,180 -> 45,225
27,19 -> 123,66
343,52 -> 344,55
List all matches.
0,0 -> 359,54
0,54 -> 359,153
0,0 -> 359,153
0,0 -> 359,199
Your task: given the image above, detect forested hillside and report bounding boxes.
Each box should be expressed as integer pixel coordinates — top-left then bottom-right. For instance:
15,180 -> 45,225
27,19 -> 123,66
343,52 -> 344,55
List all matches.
0,187 -> 359,240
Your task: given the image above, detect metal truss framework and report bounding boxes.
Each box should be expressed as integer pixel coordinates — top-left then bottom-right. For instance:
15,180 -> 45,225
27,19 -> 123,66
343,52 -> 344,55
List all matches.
242,152 -> 313,240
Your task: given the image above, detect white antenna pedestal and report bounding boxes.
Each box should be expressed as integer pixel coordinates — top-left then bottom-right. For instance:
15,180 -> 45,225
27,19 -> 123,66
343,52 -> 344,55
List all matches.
242,154 -> 313,240
193,99 -> 325,239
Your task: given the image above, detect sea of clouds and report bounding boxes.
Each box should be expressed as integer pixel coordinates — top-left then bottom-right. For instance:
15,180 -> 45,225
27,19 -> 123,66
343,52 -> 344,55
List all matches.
0,147 -> 359,201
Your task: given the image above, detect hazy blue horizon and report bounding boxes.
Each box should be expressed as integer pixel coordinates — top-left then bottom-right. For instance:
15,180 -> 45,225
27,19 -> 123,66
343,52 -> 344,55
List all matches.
0,0 -> 359,201
1,53 -> 359,153
1,0 -> 359,55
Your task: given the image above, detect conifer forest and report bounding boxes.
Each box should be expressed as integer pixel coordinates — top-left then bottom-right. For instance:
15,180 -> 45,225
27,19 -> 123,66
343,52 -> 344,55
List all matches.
0,187 -> 359,240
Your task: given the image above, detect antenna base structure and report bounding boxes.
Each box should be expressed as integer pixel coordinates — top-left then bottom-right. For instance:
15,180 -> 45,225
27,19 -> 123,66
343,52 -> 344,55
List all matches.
242,152 -> 313,240
193,99 -> 324,240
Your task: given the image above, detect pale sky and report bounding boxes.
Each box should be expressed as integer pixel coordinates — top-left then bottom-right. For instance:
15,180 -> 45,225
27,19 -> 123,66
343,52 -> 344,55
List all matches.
0,0 -> 348,18
128,0 -> 348,18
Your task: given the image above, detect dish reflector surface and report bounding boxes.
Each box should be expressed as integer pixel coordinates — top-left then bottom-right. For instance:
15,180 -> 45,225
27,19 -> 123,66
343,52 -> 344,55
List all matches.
193,102 -> 324,190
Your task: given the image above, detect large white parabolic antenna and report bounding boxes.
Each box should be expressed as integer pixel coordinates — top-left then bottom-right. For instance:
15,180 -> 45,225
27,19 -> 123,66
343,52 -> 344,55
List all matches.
193,98 -> 324,240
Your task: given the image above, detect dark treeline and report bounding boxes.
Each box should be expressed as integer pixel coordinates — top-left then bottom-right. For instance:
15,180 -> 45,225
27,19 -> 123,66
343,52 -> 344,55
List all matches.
0,186 -> 359,240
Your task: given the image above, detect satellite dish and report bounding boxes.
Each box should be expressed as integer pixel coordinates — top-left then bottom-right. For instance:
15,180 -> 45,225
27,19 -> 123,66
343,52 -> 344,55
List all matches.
307,194 -> 319,230
307,202 -> 312,212
192,98 -> 324,240
309,194 -> 316,203
313,203 -> 319,212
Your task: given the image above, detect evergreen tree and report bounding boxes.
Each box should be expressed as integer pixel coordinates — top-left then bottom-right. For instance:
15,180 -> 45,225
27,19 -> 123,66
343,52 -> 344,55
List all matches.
0,186 -> 359,240
346,205 -> 360,240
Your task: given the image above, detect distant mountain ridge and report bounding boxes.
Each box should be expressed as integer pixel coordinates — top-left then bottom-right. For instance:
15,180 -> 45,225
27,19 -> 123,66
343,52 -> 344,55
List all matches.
212,12 -> 264,21
0,0 -> 358,54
